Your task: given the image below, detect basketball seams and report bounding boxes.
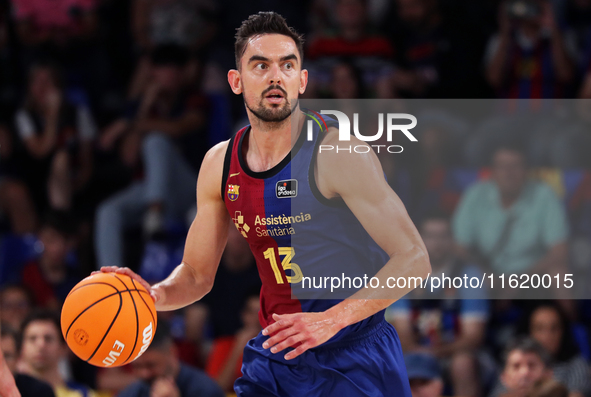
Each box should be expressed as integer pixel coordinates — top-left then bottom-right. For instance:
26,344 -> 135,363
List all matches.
63,289 -> 148,339
64,290 -> 122,339
62,273 -> 156,367
130,278 -> 156,325
113,274 -> 140,366
66,282 -> 119,298
85,291 -> 123,362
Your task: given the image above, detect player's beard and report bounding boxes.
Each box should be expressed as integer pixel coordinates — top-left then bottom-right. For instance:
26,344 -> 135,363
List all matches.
245,85 -> 297,124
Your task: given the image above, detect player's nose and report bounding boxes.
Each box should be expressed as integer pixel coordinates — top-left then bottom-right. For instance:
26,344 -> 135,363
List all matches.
268,64 -> 282,85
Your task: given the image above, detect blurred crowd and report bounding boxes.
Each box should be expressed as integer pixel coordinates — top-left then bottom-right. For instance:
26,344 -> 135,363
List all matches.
0,0 -> 591,396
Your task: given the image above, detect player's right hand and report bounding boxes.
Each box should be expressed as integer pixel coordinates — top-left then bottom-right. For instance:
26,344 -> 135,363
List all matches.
93,266 -> 160,303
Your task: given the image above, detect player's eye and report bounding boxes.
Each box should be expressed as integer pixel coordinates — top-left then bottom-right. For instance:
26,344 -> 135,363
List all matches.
256,63 -> 267,70
284,62 -> 293,70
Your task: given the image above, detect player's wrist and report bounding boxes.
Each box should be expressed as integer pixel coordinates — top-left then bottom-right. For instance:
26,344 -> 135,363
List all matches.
324,306 -> 351,331
151,284 -> 165,308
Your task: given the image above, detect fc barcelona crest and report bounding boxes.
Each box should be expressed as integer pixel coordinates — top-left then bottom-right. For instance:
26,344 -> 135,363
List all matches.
228,184 -> 240,201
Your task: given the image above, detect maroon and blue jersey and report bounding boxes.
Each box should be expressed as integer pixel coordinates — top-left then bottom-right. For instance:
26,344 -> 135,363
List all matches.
225,111 -> 411,396
222,110 -> 389,346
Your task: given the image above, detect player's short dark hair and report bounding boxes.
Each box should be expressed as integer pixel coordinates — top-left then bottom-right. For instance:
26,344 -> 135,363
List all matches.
502,336 -> 551,369
19,310 -> 63,350
234,12 -> 304,69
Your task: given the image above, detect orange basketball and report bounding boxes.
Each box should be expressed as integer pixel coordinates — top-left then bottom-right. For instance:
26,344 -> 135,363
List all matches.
61,272 -> 157,368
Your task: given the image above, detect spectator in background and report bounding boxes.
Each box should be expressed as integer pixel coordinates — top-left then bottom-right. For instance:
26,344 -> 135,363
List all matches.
131,0 -> 217,54
128,0 -> 218,103
383,0 -> 486,98
0,124 -> 38,234
522,303 -> 591,397
307,0 -> 393,60
14,62 -> 96,213
404,352 -> 444,397
0,285 -> 33,332
0,0 -> 19,103
453,144 -> 568,277
96,44 -> 207,269
402,111 -> 468,221
387,211 -> 491,396
0,323 -> 21,397
11,0 -> 98,49
10,0 -> 110,107
19,211 -> 80,310
1,325 -> 55,397
307,0 -> 394,94
18,311 -> 98,397
199,223 -> 261,343
561,0 -> 591,78
117,320 -> 224,397
206,289 -> 260,392
491,337 -> 564,397
326,60 -> 367,99
526,380 -> 570,397
485,0 -> 576,98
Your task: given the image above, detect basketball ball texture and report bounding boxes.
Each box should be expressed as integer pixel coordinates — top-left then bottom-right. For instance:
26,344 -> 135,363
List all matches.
61,272 -> 157,367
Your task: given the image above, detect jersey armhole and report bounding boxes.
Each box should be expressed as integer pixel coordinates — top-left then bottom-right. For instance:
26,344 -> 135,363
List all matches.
220,134 -> 236,200
309,126 -> 347,208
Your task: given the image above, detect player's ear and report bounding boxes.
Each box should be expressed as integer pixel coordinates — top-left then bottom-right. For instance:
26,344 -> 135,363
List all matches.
299,69 -> 308,95
228,69 -> 243,95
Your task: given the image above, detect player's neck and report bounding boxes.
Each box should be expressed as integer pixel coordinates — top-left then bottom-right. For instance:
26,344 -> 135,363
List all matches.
245,111 -> 305,173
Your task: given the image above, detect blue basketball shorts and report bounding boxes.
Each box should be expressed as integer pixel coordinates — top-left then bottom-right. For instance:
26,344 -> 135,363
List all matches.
234,320 -> 412,397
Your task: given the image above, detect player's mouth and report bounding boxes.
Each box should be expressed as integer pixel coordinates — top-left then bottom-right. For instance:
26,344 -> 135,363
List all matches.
265,89 -> 285,104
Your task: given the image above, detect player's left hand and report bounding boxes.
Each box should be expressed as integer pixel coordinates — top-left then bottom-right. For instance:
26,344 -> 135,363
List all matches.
262,312 -> 343,360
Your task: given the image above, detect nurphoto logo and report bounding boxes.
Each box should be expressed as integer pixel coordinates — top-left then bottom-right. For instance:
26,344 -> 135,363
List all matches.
307,111 -> 418,154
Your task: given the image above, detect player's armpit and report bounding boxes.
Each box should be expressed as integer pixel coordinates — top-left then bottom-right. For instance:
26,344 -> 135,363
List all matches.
315,130 -> 431,324
151,140 -> 231,311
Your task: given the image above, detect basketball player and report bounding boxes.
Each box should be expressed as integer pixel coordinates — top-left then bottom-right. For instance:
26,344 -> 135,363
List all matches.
99,11 -> 430,396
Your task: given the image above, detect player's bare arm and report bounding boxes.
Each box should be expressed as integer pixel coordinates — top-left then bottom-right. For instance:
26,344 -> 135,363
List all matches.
98,140 -> 231,310
262,129 -> 431,360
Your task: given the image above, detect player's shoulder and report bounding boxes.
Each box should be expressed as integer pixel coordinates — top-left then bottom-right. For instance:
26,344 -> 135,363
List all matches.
318,125 -> 342,147
200,139 -> 231,174
314,126 -> 386,198
196,140 -> 231,197
205,139 -> 231,159
316,126 -> 378,169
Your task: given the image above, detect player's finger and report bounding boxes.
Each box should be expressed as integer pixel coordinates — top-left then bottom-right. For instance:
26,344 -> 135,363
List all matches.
262,315 -> 294,336
284,341 -> 312,360
269,334 -> 304,354
95,267 -> 153,297
262,326 -> 298,349
114,267 -> 152,292
99,266 -> 120,273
